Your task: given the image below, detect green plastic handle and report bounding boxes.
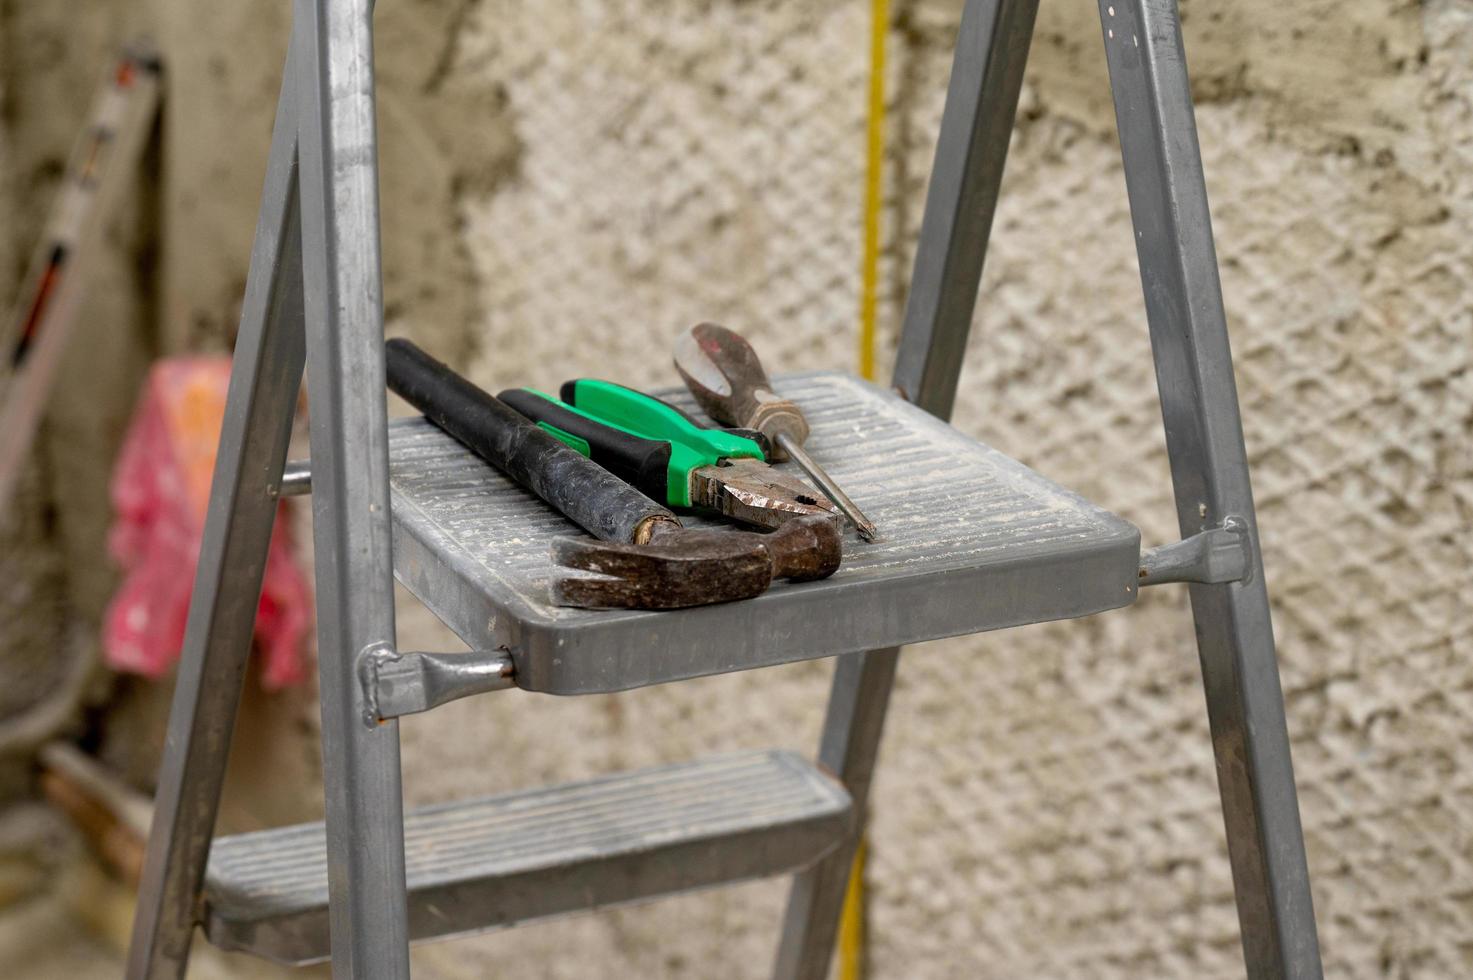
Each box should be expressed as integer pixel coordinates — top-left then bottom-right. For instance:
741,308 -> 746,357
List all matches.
563,379 -> 764,461
506,382 -> 764,507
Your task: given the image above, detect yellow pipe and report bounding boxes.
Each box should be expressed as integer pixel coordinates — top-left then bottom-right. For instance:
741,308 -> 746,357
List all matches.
840,3 -> 888,978
858,0 -> 889,383
837,838 -> 868,980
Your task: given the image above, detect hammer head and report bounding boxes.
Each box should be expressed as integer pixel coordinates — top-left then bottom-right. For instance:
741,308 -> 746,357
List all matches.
551,515 -> 842,610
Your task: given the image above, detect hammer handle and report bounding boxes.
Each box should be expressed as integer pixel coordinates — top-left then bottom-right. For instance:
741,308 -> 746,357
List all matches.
385,339 -> 677,545
673,322 -> 809,456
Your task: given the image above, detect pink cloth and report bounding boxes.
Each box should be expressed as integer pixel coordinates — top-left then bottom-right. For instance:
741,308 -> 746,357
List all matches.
104,358 -> 311,689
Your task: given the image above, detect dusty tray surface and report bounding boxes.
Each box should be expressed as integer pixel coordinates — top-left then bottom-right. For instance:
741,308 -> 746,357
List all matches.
389,371 -> 1140,694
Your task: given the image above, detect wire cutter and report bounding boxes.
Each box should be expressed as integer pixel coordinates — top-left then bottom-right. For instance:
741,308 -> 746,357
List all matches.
498,379 -> 839,531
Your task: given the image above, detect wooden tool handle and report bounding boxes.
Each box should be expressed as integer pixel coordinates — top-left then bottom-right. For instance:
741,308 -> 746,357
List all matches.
386,339 -> 678,545
673,323 -> 809,456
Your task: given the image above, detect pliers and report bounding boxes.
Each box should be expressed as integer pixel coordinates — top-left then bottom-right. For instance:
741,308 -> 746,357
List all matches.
498,379 -> 839,530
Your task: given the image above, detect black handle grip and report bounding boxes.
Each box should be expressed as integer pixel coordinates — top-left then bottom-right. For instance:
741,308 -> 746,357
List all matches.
498,388 -> 672,503
385,339 -> 676,545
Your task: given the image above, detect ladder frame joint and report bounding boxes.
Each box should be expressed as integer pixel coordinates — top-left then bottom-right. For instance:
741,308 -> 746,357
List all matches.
274,458 -> 312,497
1138,516 -> 1252,587
357,643 -> 399,727
363,647 -> 517,721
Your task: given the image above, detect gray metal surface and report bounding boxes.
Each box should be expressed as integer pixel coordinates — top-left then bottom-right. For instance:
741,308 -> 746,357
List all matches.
889,0 -> 1039,419
368,649 -> 516,719
126,34 -> 306,980
202,750 -> 853,965
1138,520 -> 1250,587
294,0 -> 410,974
277,458 -> 312,497
773,648 -> 899,979
1099,1 -> 1321,975
388,371 -> 1140,695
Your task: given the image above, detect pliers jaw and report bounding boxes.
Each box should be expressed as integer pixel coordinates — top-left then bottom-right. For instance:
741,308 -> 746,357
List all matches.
690,457 -> 840,530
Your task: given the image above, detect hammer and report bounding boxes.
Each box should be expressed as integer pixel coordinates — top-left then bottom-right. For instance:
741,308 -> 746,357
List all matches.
384,339 -> 842,609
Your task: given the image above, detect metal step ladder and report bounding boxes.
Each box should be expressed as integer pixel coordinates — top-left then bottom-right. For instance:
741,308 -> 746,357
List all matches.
126,0 -> 1324,977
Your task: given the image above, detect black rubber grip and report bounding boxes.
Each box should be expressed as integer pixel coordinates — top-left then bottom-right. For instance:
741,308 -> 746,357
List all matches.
385,339 -> 676,545
498,388 -> 672,503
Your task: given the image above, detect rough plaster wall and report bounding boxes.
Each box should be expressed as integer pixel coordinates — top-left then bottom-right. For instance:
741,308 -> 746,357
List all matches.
152,0 -> 518,358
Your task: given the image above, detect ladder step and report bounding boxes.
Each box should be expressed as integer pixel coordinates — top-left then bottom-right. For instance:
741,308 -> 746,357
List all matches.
202,750 -> 852,965
390,371 -> 1142,695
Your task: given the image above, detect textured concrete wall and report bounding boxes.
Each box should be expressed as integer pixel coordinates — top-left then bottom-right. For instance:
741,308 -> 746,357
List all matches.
1,0 -> 1469,977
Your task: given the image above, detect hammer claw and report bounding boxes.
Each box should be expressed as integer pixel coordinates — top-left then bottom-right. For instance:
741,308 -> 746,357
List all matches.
549,515 -> 842,610
552,534 -> 772,609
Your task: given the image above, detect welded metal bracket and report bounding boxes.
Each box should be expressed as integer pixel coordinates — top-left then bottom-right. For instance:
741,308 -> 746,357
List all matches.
1138,516 -> 1252,587
361,647 -> 516,721
275,458 -> 312,497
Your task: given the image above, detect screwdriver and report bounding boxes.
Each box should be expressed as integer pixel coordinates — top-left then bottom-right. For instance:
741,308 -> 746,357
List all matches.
674,322 -> 880,542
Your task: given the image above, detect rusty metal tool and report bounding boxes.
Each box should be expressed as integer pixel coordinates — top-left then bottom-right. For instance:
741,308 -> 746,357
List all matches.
385,339 -> 841,609
500,380 -> 839,531
674,322 -> 880,541
550,516 -> 840,610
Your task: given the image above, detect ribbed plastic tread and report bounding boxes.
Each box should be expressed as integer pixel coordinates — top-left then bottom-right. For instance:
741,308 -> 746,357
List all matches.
203,750 -> 852,964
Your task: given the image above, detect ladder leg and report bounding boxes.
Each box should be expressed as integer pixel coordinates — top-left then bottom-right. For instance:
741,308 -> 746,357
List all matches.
890,0 -> 1040,418
127,37 -> 307,980
773,4 -> 1036,978
773,648 -> 899,980
1097,3 -> 1322,976
293,1 -> 410,976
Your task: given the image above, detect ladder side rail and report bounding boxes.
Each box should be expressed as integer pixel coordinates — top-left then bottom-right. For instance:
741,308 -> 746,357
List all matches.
292,0 -> 410,975
1096,2 -> 1322,976
126,35 -> 308,980
890,0 -> 1041,419
773,2 -> 1039,977
773,647 -> 899,980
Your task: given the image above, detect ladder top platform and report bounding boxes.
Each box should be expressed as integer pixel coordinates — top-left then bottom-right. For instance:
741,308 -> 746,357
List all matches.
389,371 -> 1140,695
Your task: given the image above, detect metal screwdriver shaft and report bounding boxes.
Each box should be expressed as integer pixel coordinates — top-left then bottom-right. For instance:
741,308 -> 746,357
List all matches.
674,322 -> 880,542
775,433 -> 878,542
